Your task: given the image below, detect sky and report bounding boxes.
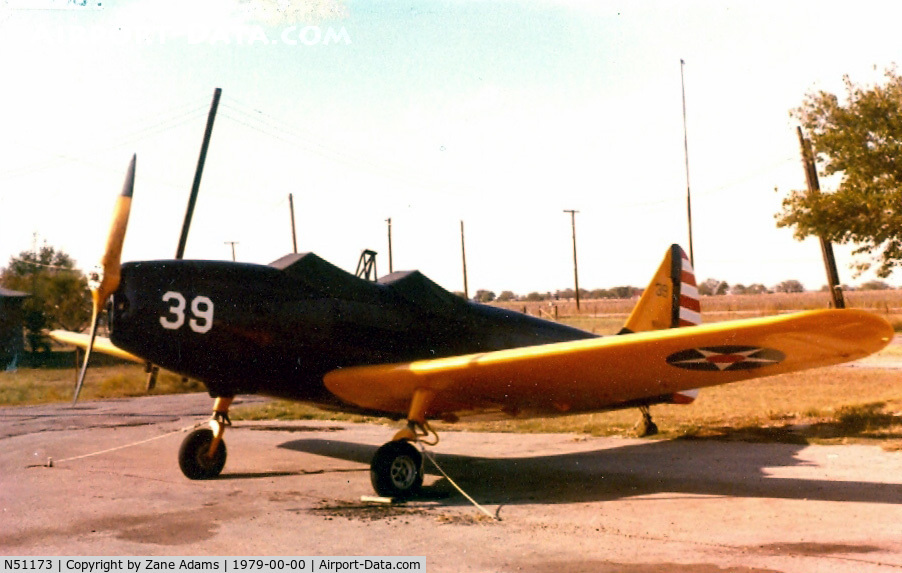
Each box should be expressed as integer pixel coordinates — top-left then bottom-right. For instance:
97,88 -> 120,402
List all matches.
1,0 -> 901,296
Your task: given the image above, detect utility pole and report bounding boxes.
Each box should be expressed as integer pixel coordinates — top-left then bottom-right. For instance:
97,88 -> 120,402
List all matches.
797,126 -> 845,309
386,218 -> 393,273
680,59 -> 695,266
31,232 -> 38,305
563,209 -> 580,311
224,241 -> 238,262
288,193 -> 298,254
460,220 -> 469,300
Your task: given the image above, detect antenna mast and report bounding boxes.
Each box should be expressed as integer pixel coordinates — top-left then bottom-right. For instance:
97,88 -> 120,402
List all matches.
680,60 -> 695,266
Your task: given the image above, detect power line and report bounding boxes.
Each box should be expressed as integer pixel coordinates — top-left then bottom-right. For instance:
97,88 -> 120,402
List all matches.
0,99 -> 210,182
217,96 -> 461,197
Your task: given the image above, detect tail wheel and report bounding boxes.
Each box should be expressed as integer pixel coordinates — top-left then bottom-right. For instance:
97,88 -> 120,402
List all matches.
179,428 -> 227,480
370,440 -> 423,498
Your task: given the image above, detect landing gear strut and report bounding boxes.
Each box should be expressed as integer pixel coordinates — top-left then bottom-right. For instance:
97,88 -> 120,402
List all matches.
370,390 -> 436,498
145,363 -> 159,391
635,405 -> 658,437
179,396 -> 233,480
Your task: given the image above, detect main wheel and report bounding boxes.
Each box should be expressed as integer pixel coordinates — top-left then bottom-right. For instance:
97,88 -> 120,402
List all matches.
179,428 -> 227,480
635,418 -> 659,437
370,440 -> 423,498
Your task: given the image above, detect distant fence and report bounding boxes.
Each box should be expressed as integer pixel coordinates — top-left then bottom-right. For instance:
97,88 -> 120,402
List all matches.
491,290 -> 902,319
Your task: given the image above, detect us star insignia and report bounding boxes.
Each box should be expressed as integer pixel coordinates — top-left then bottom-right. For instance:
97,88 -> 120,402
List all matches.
666,346 -> 785,371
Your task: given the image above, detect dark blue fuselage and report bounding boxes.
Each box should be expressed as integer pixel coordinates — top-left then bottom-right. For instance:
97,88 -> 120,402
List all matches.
109,253 -> 595,411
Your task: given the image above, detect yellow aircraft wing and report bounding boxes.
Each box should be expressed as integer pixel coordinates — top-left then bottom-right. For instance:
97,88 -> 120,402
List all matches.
324,309 -> 893,418
49,330 -> 145,364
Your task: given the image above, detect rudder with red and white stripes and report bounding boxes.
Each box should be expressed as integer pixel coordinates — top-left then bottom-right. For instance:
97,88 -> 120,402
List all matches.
675,247 -> 701,327
671,246 -> 700,404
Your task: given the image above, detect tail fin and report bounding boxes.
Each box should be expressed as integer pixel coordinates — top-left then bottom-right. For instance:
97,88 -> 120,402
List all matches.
620,245 -> 700,334
621,244 -> 700,404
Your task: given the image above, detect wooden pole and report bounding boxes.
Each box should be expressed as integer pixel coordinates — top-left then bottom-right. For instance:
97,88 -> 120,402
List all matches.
797,126 -> 845,309
386,218 -> 393,273
224,241 -> 238,261
289,193 -> 298,253
460,220 -> 469,300
564,209 -> 580,311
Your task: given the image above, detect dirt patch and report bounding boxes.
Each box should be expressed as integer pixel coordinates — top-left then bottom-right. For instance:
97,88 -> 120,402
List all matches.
310,499 -> 432,523
0,505 -> 236,548
110,510 -> 223,545
434,512 -> 497,525
309,498 -> 492,526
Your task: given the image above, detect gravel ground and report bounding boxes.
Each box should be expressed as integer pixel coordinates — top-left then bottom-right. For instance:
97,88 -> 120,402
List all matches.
2,393 -> 901,572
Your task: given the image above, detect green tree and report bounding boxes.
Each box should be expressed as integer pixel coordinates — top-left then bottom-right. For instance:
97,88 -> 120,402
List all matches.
774,279 -> 805,293
610,286 -> 638,299
698,278 -> 719,296
777,69 -> 902,277
554,288 -> 576,301
859,279 -> 891,290
496,290 -> 517,302
1,245 -> 90,347
473,289 -> 496,303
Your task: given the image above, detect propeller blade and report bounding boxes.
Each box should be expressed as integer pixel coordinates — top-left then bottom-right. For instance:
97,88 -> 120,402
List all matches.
95,153 -> 135,304
72,311 -> 100,404
72,154 -> 135,405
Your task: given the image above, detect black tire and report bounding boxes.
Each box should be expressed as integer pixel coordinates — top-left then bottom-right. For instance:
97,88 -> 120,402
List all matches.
370,441 -> 423,498
635,418 -> 659,437
179,428 -> 227,480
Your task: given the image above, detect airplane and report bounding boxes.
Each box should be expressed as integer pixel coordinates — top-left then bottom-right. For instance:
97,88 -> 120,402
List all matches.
51,155 -> 894,499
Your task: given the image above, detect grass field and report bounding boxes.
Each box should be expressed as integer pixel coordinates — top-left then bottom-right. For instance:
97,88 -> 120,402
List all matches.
2,292 -> 901,447
0,363 -> 204,405
6,357 -> 897,448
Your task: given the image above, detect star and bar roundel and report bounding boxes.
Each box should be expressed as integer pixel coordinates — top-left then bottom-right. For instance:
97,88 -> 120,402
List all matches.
666,345 -> 785,371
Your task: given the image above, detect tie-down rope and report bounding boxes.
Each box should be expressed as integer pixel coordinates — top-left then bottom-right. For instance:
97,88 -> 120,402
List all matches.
26,422 -> 201,467
419,445 -> 499,521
